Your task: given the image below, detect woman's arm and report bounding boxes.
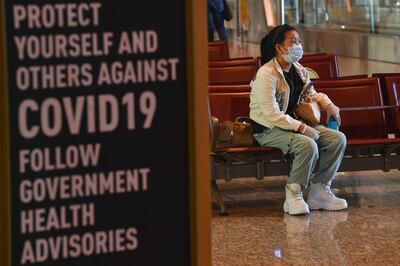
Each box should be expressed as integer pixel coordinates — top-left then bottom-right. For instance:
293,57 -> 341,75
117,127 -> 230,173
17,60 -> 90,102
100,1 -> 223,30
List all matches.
309,88 -> 333,110
300,66 -> 333,110
307,84 -> 341,125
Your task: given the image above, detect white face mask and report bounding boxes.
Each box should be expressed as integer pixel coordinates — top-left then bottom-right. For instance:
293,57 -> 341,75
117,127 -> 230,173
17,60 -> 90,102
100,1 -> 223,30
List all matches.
282,44 -> 303,63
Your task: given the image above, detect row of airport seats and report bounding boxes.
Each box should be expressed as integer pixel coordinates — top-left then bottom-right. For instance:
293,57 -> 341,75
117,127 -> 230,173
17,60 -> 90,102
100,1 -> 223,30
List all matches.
208,41 -> 400,215
208,41 -> 340,81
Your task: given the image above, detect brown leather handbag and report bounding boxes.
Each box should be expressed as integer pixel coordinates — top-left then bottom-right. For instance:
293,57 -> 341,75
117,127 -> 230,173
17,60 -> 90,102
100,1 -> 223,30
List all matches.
216,121 -> 254,149
294,96 -> 321,127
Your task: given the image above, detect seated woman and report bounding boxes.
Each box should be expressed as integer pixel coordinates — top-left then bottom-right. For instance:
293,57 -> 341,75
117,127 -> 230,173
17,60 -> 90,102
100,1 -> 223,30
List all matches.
250,24 -> 347,215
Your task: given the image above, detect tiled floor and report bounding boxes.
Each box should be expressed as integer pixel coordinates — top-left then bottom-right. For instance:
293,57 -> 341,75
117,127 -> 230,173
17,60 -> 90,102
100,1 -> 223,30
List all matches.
212,171 -> 400,265
211,41 -> 400,265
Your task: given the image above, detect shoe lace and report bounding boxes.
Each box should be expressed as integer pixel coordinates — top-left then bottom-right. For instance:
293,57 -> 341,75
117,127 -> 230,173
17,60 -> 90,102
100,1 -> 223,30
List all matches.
292,191 -> 304,201
324,185 -> 335,197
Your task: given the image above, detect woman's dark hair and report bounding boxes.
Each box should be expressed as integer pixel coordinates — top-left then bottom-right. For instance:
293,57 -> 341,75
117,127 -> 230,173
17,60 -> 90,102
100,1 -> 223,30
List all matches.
260,24 -> 297,65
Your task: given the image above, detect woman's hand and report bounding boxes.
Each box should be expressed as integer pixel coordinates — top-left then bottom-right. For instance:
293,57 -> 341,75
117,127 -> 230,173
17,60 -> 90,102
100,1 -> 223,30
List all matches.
326,104 -> 341,126
304,125 -> 320,141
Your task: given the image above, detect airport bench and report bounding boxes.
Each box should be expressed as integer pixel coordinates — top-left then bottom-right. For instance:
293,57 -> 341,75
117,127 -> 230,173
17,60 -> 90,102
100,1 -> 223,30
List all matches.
208,41 -> 230,61
209,78 -> 400,214
300,54 -> 339,79
209,64 -> 258,85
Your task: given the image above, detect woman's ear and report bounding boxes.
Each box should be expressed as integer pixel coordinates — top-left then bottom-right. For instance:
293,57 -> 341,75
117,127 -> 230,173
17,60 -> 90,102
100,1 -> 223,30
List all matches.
275,43 -> 282,55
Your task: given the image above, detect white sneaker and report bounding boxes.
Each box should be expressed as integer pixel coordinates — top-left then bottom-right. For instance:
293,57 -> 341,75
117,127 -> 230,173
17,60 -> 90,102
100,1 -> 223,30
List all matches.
284,184 -> 310,215
307,183 -> 348,211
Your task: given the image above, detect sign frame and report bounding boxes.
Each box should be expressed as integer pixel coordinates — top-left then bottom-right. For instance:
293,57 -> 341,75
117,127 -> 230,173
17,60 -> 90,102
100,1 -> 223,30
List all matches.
0,0 -> 210,265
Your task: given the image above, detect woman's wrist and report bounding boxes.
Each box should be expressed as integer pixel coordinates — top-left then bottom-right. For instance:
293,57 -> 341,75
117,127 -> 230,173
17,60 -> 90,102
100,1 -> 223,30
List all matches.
297,122 -> 306,134
325,103 -> 333,110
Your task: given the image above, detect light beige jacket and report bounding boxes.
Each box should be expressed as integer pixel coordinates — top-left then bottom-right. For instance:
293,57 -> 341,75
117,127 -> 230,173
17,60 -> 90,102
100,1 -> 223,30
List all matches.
249,57 -> 333,131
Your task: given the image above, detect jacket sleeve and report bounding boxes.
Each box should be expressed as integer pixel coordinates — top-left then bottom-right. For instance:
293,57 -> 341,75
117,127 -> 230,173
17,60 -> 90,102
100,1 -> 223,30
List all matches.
301,68 -> 333,109
251,73 -> 302,131
309,88 -> 333,109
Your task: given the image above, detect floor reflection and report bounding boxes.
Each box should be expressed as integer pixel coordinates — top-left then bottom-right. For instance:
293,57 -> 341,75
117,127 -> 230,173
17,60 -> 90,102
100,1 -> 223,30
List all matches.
283,211 -> 349,265
212,171 -> 400,265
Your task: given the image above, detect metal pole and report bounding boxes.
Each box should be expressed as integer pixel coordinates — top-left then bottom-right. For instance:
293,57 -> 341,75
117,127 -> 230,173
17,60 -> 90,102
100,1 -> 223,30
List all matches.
311,0 -> 317,25
294,0 -> 300,24
369,0 -> 375,33
236,0 -> 241,37
280,0 -> 285,24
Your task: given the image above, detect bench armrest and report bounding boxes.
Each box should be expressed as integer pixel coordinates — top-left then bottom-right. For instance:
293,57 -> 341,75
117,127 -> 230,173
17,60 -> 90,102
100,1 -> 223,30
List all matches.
209,116 -> 220,152
235,116 -> 252,124
395,106 -> 400,131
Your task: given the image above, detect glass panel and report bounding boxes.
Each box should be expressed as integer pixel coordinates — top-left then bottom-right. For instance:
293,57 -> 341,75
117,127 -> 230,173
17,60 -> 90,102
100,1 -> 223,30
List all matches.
302,0 -> 336,26
301,0 -> 372,29
285,0 -> 300,24
225,0 -> 273,40
299,0 -> 400,36
226,0 -> 400,37
375,0 -> 400,35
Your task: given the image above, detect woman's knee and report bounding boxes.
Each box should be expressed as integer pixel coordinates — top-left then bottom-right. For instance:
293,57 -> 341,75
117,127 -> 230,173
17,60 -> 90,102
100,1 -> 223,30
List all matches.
295,136 -> 319,159
331,130 -> 347,150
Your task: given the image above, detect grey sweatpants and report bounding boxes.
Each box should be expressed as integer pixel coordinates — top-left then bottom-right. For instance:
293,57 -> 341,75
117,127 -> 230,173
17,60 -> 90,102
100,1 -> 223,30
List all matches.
253,125 -> 347,188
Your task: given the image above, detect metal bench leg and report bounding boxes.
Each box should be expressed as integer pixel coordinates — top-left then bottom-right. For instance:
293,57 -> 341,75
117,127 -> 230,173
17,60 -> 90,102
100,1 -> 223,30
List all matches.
211,180 -> 227,215
256,159 -> 265,180
210,155 -> 227,215
225,164 -> 233,181
383,144 -> 400,172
